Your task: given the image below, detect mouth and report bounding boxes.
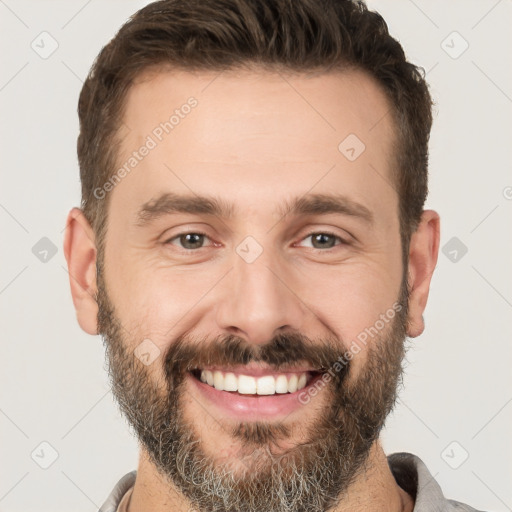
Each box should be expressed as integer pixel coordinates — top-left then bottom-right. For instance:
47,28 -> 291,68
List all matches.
187,365 -> 327,419
189,367 -> 322,396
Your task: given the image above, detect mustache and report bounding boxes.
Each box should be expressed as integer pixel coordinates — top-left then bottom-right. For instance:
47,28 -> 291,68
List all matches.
163,331 -> 351,381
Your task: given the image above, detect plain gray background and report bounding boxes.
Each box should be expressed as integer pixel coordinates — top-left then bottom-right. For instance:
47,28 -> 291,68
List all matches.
1,1 -> 511,511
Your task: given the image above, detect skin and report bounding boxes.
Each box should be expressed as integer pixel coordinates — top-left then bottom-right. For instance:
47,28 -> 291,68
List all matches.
64,67 -> 440,511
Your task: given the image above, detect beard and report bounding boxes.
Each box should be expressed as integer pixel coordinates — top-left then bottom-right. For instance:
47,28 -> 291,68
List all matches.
96,258 -> 409,512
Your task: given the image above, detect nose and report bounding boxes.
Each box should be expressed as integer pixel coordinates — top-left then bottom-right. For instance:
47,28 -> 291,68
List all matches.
215,248 -> 305,345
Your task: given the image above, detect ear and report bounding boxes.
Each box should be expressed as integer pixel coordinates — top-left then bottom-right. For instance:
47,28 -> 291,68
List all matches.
406,210 -> 440,338
63,208 -> 99,335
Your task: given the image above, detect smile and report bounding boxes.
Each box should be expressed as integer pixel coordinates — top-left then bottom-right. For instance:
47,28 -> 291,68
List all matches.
192,368 -> 317,395
188,365 -> 326,419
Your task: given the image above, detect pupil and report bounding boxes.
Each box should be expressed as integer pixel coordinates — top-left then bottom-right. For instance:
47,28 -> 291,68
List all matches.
314,233 -> 334,248
182,233 -> 203,249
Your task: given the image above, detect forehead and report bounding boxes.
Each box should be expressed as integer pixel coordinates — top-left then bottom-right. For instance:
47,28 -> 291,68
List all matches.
123,66 -> 395,150
110,66 -> 397,227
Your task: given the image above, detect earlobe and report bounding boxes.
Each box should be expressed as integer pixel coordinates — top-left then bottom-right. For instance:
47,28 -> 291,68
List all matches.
63,208 -> 99,335
405,210 -> 440,338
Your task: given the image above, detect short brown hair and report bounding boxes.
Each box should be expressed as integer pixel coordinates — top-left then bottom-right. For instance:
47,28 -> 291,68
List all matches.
77,0 -> 432,262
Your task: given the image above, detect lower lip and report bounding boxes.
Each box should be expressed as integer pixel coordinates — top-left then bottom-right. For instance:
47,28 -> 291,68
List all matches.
187,372 -> 324,420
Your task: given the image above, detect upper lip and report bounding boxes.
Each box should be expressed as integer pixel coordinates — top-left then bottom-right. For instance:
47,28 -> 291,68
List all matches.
192,363 -> 321,377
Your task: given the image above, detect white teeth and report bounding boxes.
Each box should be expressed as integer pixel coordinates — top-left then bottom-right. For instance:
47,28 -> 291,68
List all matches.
275,375 -> 289,394
223,372 -> 238,391
297,373 -> 307,390
213,370 -> 224,390
198,369 -> 311,395
256,375 -> 276,395
288,374 -> 298,393
238,375 -> 257,394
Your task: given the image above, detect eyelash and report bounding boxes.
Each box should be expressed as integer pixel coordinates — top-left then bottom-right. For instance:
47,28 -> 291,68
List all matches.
164,231 -> 348,252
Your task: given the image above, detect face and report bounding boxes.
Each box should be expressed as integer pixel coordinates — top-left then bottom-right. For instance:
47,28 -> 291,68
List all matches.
95,68 -> 409,511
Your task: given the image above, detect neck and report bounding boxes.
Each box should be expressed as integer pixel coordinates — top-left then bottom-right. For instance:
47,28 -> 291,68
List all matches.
127,441 -> 414,512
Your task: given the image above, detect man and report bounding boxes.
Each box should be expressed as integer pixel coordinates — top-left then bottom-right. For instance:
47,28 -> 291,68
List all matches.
63,0 -> 485,511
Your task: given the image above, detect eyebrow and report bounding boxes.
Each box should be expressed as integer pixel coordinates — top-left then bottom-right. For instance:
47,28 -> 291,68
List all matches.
135,191 -> 374,227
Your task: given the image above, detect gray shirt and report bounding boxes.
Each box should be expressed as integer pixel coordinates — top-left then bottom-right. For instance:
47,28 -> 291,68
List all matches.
98,452 -> 485,512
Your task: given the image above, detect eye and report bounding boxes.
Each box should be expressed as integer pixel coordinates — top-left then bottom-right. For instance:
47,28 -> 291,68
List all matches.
165,232 -> 212,250
298,232 -> 347,250
164,231 -> 348,252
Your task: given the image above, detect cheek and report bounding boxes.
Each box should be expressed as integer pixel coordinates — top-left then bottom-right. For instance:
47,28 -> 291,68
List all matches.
299,261 -> 402,358
109,258 -> 218,341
